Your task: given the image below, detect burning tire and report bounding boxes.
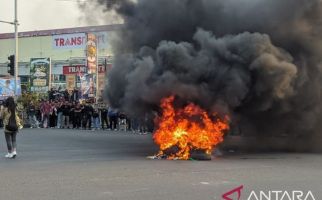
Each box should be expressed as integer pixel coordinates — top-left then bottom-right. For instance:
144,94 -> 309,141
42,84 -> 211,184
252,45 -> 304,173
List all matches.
190,149 -> 212,161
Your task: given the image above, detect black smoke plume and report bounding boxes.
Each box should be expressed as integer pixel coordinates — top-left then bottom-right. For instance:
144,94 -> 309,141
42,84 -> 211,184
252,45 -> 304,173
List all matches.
87,0 -> 322,150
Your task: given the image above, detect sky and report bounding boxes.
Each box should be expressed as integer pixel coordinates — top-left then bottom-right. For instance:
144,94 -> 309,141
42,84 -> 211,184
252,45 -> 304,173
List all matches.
0,0 -> 104,33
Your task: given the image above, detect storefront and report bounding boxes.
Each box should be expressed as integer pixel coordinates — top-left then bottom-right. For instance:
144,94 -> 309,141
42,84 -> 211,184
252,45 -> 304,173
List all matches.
0,24 -> 120,99
51,59 -> 112,95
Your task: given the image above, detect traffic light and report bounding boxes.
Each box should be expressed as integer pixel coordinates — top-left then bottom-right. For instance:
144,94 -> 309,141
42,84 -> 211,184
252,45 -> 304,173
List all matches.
7,55 -> 15,76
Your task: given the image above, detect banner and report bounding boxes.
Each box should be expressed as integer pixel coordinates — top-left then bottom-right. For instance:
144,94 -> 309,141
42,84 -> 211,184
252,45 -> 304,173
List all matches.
86,33 -> 97,74
0,78 -> 21,98
66,75 -> 76,91
97,74 -> 106,98
52,32 -> 107,50
52,33 -> 86,49
80,74 -> 96,98
30,58 -> 51,93
63,64 -> 109,75
63,65 -> 88,75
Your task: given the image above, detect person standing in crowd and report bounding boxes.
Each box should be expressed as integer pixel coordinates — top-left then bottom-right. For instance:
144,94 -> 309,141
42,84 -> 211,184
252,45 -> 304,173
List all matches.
82,102 -> 93,130
118,111 -> 127,131
126,115 -> 132,131
64,89 -> 70,102
56,101 -> 63,128
61,102 -> 70,129
27,102 -> 39,128
108,107 -> 118,131
92,106 -> 100,131
39,99 -> 45,125
73,103 -> 82,129
0,97 -> 23,158
49,102 -> 57,128
138,113 -> 149,135
130,115 -> 140,133
0,102 -> 4,128
41,100 -> 51,128
35,103 -> 42,123
48,88 -> 55,101
71,88 -> 79,102
100,104 -> 109,130
69,102 -> 75,129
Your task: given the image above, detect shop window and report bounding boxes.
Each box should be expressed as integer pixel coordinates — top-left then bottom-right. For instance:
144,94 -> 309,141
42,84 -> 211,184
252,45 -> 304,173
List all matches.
52,75 -> 66,82
19,76 -> 29,84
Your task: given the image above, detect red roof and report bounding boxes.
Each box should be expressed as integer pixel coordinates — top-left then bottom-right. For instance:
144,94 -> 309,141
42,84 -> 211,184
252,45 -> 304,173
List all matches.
0,24 -> 122,39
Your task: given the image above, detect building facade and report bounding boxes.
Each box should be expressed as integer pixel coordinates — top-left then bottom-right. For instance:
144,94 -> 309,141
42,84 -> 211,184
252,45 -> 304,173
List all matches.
0,24 -> 121,95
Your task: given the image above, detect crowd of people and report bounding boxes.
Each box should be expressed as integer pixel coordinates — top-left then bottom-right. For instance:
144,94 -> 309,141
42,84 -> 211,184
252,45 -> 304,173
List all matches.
23,88 -> 154,134
0,89 -> 154,159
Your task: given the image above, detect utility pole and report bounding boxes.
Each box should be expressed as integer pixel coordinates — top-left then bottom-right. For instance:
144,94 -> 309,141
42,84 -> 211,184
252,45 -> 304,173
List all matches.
14,0 -> 19,95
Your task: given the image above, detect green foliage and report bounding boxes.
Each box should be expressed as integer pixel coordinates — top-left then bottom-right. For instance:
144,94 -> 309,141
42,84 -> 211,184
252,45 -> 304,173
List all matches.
17,92 -> 42,108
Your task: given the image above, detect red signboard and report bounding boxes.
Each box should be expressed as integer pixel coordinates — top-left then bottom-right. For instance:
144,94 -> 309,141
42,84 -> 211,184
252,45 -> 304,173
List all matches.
63,65 -> 87,75
63,64 -> 111,75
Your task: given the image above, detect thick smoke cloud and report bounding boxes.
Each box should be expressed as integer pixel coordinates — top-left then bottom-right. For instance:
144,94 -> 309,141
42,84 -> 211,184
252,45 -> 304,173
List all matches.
89,0 -> 322,147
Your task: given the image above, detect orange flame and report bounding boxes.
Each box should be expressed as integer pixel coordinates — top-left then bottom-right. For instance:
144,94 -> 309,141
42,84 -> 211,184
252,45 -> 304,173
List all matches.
153,96 -> 230,160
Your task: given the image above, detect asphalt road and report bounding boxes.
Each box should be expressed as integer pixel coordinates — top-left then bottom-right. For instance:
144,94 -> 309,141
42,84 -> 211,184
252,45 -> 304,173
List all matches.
0,128 -> 321,200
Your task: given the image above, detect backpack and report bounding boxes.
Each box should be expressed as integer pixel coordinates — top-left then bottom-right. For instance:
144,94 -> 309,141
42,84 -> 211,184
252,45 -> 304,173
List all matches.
6,112 -> 18,132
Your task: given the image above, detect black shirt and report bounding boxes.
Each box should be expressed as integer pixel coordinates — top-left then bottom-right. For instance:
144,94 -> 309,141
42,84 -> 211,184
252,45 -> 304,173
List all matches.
82,105 -> 93,116
62,105 -> 70,116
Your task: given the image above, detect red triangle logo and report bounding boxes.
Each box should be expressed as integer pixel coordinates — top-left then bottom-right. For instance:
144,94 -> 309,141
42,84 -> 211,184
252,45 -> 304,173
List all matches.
222,185 -> 244,200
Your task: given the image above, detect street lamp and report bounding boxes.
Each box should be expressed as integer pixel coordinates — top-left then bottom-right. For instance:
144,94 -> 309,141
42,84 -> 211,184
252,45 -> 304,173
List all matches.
0,0 -> 19,95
